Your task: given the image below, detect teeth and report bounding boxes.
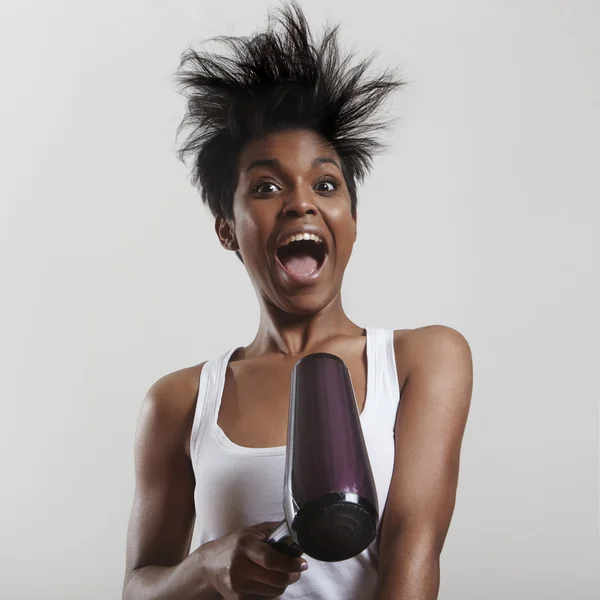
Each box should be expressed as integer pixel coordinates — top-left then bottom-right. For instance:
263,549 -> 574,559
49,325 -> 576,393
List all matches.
279,232 -> 323,247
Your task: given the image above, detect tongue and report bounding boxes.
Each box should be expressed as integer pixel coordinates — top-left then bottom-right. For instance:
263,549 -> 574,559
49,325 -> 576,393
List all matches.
280,253 -> 318,277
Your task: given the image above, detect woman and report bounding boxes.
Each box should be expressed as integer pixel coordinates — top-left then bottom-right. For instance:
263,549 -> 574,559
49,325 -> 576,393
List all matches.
123,3 -> 473,599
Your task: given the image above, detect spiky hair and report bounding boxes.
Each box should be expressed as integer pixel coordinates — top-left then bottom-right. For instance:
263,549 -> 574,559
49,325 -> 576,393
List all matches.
174,1 -> 404,222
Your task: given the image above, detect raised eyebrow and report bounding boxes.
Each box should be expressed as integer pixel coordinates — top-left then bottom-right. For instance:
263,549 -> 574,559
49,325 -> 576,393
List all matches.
245,157 -> 342,174
311,157 -> 342,172
245,158 -> 280,173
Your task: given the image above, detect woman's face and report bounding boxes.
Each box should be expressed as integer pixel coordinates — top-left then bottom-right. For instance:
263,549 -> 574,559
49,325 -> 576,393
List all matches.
220,128 -> 357,316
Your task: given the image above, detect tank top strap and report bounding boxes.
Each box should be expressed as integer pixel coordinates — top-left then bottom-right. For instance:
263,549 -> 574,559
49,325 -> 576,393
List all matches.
191,329 -> 400,457
190,347 -> 237,459
366,327 -> 401,410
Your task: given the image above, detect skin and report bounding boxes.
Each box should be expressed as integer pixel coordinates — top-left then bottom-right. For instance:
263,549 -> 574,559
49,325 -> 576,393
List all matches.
123,128 -> 473,599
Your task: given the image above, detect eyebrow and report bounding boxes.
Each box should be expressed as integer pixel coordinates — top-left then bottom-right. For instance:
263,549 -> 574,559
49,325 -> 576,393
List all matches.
245,156 -> 341,173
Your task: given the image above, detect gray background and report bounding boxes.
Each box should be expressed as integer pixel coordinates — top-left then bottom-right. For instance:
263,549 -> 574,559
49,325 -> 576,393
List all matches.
1,1 -> 598,598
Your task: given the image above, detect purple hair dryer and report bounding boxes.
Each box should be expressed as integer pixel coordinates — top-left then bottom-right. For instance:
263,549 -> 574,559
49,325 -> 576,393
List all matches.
266,353 -> 379,562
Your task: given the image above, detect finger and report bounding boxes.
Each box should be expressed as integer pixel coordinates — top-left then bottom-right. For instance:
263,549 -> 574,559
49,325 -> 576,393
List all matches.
251,561 -> 302,589
238,580 -> 287,598
249,521 -> 283,539
261,543 -> 307,574
242,537 -> 307,574
236,554 -> 300,593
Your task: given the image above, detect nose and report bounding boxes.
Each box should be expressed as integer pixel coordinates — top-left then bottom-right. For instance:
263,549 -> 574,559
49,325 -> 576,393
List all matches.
281,186 -> 319,219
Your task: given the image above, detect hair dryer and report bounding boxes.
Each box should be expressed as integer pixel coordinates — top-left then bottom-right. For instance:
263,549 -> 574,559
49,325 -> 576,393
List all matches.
266,352 -> 379,562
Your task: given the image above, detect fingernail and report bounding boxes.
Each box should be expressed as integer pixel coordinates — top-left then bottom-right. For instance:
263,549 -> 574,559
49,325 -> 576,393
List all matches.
300,561 -> 308,571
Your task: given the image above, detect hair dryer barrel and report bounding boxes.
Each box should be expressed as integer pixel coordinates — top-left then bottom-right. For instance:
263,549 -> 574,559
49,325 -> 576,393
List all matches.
289,353 -> 378,510
268,352 -> 379,562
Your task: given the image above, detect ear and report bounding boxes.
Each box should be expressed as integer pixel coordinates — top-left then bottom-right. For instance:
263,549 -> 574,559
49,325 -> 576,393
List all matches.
353,210 -> 358,242
215,216 -> 239,251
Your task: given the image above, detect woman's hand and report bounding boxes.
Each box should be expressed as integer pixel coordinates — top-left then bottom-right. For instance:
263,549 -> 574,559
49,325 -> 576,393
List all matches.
204,521 -> 308,599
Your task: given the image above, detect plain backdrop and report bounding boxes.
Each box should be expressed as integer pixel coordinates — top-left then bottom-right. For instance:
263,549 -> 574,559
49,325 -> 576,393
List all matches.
1,1 -> 598,598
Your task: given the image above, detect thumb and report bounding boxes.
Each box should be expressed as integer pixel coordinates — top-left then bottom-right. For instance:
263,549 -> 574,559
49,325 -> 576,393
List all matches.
251,521 -> 283,538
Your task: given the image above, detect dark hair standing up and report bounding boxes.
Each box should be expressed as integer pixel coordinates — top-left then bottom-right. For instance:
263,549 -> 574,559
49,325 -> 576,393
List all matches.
174,1 -> 403,248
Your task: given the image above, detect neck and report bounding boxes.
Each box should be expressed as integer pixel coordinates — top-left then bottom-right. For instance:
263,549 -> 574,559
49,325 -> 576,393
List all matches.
246,292 -> 362,357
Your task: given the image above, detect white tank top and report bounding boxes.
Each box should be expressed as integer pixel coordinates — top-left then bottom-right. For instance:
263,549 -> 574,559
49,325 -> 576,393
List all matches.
190,327 -> 401,599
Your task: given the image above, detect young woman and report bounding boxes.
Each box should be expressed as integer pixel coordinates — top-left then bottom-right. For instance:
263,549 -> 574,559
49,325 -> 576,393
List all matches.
123,3 -> 472,599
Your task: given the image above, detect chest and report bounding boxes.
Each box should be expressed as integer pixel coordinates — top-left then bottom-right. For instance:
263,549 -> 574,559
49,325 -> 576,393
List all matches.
217,339 -> 369,449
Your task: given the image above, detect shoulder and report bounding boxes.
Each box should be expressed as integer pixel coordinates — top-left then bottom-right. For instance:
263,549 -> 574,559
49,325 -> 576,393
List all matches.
394,325 -> 471,361
392,325 -> 472,390
137,362 -> 207,458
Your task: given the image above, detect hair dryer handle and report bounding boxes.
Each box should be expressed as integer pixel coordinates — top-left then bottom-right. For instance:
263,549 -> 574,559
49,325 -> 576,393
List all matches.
265,519 -> 303,557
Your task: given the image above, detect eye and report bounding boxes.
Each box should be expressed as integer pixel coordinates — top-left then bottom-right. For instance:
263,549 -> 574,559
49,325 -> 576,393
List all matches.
252,181 -> 281,194
314,176 -> 340,194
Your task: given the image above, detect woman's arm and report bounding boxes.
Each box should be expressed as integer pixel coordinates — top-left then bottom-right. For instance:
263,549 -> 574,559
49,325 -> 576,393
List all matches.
122,365 -> 219,600
374,326 -> 473,600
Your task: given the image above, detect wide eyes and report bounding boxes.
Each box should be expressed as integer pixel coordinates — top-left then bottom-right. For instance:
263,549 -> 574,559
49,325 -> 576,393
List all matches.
315,180 -> 337,193
254,182 -> 279,194
252,176 -> 340,195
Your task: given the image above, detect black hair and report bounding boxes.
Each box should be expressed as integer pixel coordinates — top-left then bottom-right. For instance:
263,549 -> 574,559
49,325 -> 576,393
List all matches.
174,1 -> 404,260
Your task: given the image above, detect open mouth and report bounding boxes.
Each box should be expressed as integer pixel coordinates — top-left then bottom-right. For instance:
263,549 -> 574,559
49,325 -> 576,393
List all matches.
275,237 -> 328,281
